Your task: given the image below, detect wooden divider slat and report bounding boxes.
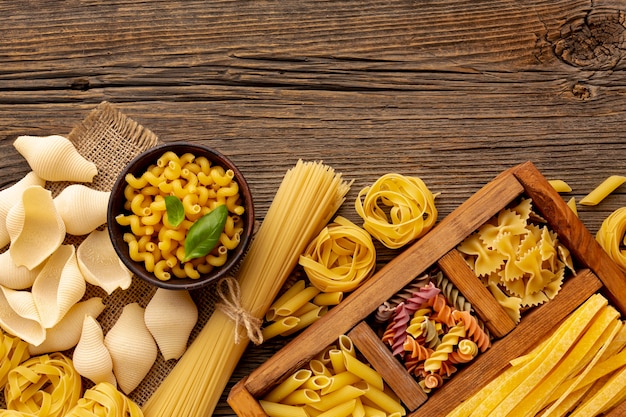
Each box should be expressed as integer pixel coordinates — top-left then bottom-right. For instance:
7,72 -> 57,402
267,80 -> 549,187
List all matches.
437,249 -> 516,338
348,321 -> 428,411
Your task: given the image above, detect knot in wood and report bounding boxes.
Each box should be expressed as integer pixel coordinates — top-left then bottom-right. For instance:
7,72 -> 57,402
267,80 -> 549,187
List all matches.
554,9 -> 625,70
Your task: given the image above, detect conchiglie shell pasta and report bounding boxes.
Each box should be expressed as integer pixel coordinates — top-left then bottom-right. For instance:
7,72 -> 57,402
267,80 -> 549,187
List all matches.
104,303 -> 157,394
54,184 -> 111,235
32,244 -> 86,329
144,288 -> 198,360
28,297 -> 106,355
73,315 -> 116,386
8,185 -> 66,270
0,250 -> 43,290
77,228 -> 132,294
0,171 -> 45,247
13,135 -> 98,182
0,285 -> 45,346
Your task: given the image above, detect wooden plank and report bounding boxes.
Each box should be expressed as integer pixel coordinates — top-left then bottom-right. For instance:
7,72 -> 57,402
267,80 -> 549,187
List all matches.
437,249 -> 516,338
410,268 -> 602,417
243,169 -> 524,397
513,161 -> 626,314
348,321 -> 427,411
227,378 -> 268,417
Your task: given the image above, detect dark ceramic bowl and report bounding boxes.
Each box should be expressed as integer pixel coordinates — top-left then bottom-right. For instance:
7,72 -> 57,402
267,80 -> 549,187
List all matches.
107,142 -> 254,290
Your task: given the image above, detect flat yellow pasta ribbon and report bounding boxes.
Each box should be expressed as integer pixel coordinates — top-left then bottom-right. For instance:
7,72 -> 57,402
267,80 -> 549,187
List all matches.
355,173 -> 438,249
5,352 -> 81,417
66,382 -> 144,417
299,216 -> 376,292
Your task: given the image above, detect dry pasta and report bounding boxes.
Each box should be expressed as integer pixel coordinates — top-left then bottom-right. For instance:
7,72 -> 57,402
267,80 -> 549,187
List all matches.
142,160 -> 351,417
379,274 -> 490,393
299,216 -> 376,292
65,382 -> 143,417
5,352 -> 81,417
548,179 -> 572,193
261,335 -> 404,417
596,206 -> 626,274
580,175 -> 626,206
446,294 -> 621,417
116,150 -> 246,281
457,198 -> 574,321
355,173 -> 438,249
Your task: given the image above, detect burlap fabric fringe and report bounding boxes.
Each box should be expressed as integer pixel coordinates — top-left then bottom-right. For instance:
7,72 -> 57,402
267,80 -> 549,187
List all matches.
2,102 -> 223,407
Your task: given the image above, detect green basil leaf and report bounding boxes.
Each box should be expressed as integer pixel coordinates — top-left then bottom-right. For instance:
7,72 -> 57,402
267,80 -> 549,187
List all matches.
164,195 -> 185,228
183,204 -> 228,262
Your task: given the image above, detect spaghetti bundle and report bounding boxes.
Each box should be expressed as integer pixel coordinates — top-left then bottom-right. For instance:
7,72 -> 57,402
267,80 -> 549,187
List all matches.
142,160 -> 351,417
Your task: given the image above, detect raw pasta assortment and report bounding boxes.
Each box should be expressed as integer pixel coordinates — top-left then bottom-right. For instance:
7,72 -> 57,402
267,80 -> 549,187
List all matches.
0,133 -> 200,415
4,105 -> 626,417
447,293 -> 626,417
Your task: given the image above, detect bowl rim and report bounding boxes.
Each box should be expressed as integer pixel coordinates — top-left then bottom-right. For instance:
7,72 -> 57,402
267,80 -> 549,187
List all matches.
107,141 -> 254,290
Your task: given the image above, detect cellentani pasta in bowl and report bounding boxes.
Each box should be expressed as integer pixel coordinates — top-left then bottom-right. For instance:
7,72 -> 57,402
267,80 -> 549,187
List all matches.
107,142 -> 254,290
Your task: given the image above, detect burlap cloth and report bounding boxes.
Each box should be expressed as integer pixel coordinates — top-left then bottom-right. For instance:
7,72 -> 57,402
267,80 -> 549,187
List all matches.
6,102 -> 222,407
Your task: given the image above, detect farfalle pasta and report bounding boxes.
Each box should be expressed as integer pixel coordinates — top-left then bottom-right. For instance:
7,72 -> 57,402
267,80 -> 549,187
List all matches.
355,173 -> 438,249
457,198 -> 574,322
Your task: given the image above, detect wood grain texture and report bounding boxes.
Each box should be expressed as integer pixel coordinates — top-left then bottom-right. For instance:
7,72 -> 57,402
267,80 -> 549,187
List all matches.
437,249 -> 516,338
348,321 -> 428,411
2,0 -> 626,415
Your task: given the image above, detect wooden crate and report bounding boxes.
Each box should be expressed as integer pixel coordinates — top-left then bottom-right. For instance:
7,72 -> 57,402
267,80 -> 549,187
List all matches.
228,161 -> 626,417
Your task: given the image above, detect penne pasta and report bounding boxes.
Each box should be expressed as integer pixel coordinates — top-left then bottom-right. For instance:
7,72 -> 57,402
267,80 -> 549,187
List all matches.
549,179 -> 572,193
580,175 -> 626,206
343,351 -> 384,391
263,369 -> 312,403
259,400 -> 308,417
262,317 -> 300,341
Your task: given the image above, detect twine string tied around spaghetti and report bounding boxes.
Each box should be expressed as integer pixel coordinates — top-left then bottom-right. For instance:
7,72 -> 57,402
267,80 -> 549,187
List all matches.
216,276 -> 264,345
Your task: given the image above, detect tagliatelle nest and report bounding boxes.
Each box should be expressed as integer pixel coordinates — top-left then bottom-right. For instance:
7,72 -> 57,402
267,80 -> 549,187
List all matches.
355,173 -> 439,249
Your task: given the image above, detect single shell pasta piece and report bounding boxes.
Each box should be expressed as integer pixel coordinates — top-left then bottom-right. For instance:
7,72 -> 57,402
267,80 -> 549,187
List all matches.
13,134 -> 98,182
32,244 -> 87,329
73,315 -> 116,386
28,297 -> 105,355
0,285 -> 45,346
77,228 -> 132,294
0,171 -> 45,247
54,184 -> 111,235
8,185 -> 66,270
0,249 -> 43,290
144,288 -> 198,360
104,303 -> 158,394
580,175 -> 626,206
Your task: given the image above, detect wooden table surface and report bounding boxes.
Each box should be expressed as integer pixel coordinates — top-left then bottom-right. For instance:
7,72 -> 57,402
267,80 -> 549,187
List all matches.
2,0 -> 626,415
